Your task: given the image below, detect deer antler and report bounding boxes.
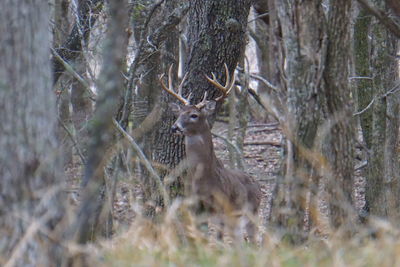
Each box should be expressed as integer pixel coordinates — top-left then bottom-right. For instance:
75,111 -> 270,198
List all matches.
205,63 -> 236,101
159,64 -> 190,105
194,91 -> 208,109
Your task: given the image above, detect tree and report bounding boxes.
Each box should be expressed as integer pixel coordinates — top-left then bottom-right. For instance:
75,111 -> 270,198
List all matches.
0,0 -> 66,265
322,0 -> 355,231
152,0 -> 253,198
270,0 -> 326,241
356,0 -> 400,221
268,0 -> 356,240
68,0 -> 129,248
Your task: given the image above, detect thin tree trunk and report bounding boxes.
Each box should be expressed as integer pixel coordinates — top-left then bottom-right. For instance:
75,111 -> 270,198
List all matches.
68,0 -> 129,252
54,0 -> 73,166
365,0 -> 400,219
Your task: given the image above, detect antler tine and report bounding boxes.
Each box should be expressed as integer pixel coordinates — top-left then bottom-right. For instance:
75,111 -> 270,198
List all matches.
159,64 -> 190,106
195,91 -> 208,109
168,64 -> 174,92
223,63 -> 230,87
178,72 -> 189,96
205,63 -> 236,101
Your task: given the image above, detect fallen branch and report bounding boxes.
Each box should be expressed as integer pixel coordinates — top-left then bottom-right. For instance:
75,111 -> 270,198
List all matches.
244,141 -> 281,147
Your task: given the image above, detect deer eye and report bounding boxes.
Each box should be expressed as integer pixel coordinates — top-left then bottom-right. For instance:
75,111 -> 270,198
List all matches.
190,114 -> 198,119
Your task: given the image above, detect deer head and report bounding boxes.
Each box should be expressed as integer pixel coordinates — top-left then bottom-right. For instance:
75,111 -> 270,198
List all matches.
159,63 -> 235,136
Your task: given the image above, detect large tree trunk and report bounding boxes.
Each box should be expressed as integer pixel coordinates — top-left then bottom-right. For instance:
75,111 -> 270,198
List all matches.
270,0 -> 325,242
152,0 -> 252,197
0,0 -> 66,265
323,0 -> 355,231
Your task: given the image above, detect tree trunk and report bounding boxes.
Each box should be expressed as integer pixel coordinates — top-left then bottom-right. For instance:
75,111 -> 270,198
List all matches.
270,0 -> 325,242
354,9 -> 373,149
0,0 -> 66,265
364,0 -> 400,220
323,0 -> 355,231
68,0 -> 129,249
152,0 -> 252,197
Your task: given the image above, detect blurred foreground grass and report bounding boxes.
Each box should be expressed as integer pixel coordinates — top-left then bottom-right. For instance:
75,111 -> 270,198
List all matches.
86,202 -> 400,267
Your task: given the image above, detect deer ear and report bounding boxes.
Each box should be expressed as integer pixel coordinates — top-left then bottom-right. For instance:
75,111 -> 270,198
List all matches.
169,103 -> 182,116
202,100 -> 216,116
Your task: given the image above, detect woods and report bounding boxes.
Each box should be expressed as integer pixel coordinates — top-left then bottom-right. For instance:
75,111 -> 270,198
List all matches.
1,0 -> 400,265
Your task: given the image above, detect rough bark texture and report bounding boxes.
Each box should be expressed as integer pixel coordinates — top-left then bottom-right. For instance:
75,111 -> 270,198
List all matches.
323,0 -> 355,230
271,0 -> 325,241
152,0 -> 252,197
364,0 -> 400,220
0,0 -> 65,265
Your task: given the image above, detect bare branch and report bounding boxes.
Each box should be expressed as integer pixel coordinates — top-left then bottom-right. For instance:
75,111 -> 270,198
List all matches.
51,48 -> 96,101
112,119 -> 170,206
357,0 -> 400,38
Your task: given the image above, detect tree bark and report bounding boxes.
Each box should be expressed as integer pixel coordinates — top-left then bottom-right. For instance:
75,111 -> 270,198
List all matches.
152,0 -> 252,197
364,0 -> 400,220
0,0 -> 66,265
323,0 -> 355,231
270,0 -> 325,242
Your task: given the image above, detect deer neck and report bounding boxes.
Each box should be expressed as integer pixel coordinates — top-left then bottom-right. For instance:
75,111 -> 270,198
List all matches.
184,125 -> 217,172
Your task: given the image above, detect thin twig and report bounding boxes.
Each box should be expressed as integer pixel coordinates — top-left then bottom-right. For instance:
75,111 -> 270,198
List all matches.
212,132 -> 245,168
51,48 -> 96,101
112,118 -> 170,206
58,117 -> 86,164
248,12 -> 269,23
353,82 -> 400,116
244,141 -> 281,147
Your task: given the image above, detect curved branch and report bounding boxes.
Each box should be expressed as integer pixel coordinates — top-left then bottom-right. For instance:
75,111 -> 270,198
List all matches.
357,0 -> 400,38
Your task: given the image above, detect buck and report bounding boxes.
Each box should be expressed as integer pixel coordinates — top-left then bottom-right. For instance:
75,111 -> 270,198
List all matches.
160,64 -> 261,240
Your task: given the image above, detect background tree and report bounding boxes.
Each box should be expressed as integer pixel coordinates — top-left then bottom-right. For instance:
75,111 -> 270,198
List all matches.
270,0 -> 326,242
322,0 -> 355,231
355,0 -> 400,221
67,0 -> 129,252
0,0 -> 66,265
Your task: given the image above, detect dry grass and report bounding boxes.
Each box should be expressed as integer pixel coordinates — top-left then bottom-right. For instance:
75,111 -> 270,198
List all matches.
81,199 -> 400,267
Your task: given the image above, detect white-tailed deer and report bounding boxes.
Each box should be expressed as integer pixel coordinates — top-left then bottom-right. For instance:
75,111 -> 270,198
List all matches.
160,64 -> 261,240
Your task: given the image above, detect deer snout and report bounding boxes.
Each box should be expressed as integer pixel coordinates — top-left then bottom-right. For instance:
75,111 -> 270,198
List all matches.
171,123 -> 183,134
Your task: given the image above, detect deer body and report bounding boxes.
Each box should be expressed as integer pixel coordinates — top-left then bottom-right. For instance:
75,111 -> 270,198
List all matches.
170,102 -> 261,214
160,64 -> 261,240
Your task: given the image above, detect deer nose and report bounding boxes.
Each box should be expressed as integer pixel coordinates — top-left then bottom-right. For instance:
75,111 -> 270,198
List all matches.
171,125 -> 179,133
